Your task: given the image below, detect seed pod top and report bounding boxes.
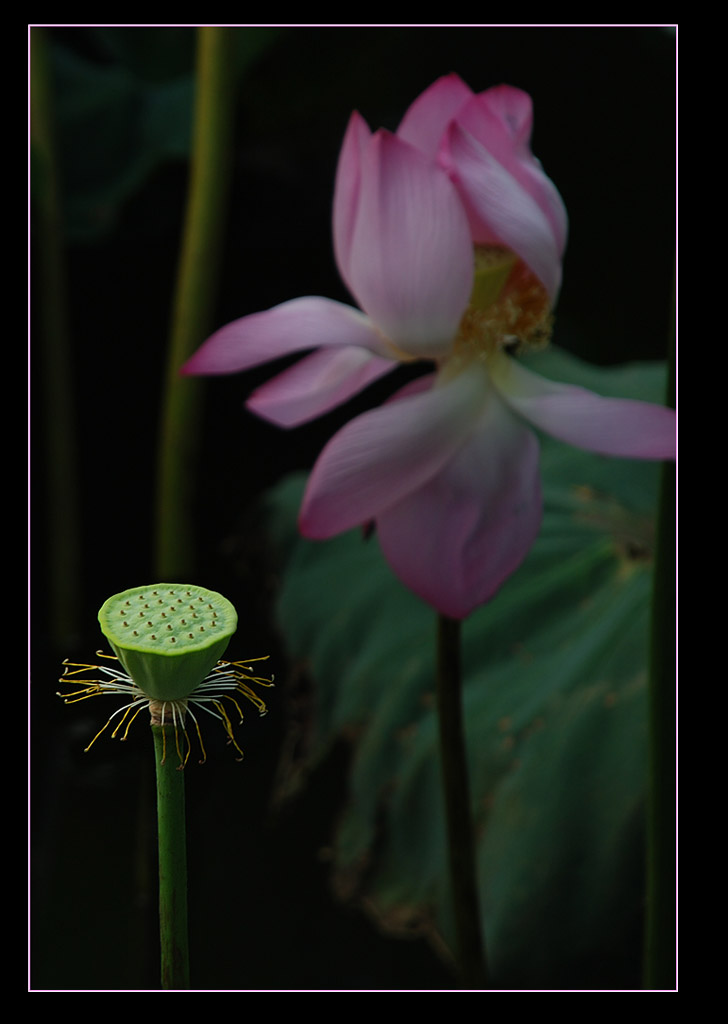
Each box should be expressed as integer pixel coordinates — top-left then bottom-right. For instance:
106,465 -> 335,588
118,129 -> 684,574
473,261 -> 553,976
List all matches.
98,584 -> 238,701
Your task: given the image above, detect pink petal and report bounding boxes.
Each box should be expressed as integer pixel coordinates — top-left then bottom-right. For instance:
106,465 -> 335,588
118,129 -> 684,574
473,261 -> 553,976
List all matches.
345,129 -> 474,359
299,368 -> 486,538
180,297 -> 390,376
333,111 -> 372,294
474,86 -> 568,253
446,121 -> 563,299
247,346 -> 396,427
493,356 -> 676,459
396,73 -> 474,158
477,84 -> 534,151
376,377 -> 541,619
398,78 -> 567,258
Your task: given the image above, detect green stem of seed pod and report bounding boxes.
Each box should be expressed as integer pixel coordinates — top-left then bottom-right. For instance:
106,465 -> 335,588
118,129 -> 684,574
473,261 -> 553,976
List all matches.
155,27 -> 237,578
152,725 -> 190,990
436,614 -> 488,989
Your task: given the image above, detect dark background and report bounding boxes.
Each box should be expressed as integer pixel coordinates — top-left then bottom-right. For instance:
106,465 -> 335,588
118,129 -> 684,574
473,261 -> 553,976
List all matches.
31,25 -> 675,991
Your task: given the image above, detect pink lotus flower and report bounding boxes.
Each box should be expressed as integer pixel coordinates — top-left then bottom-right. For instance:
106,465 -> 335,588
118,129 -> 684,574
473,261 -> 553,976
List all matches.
182,75 -> 676,620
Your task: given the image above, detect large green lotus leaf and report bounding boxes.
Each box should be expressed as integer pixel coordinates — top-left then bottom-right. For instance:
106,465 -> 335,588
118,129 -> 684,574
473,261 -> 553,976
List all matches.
266,348 -> 670,987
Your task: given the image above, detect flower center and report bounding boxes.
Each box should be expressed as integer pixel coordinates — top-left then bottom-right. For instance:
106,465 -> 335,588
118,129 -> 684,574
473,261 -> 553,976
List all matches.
444,246 -> 553,379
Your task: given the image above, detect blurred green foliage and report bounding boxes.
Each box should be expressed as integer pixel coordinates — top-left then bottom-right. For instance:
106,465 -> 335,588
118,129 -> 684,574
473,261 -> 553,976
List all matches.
34,27 -> 281,240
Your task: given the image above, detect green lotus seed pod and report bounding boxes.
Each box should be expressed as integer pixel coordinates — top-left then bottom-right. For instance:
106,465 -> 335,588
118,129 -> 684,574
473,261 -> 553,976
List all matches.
98,584 -> 238,702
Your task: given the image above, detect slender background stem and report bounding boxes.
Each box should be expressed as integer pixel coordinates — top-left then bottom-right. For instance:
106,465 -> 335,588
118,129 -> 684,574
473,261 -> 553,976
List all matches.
644,315 -> 676,989
31,27 -> 81,647
152,725 -> 190,989
436,614 -> 488,988
155,27 -> 237,579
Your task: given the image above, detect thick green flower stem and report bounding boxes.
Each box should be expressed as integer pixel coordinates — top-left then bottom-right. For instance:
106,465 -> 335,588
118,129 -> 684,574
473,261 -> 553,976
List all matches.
152,724 -> 190,989
155,27 -> 237,578
436,615 -> 488,989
